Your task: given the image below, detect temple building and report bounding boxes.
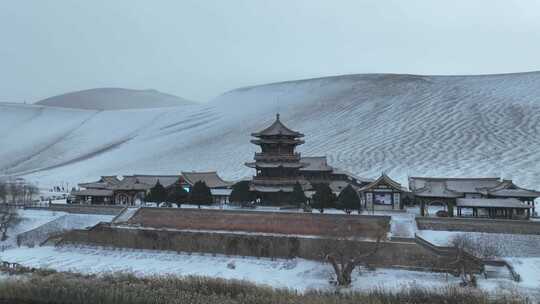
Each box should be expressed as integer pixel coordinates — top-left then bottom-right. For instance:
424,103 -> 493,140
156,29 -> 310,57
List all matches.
182,171 -> 233,204
245,114 -> 309,204
245,114 -> 373,205
409,177 -> 539,219
300,156 -> 372,194
71,172 -> 232,205
359,173 -> 406,211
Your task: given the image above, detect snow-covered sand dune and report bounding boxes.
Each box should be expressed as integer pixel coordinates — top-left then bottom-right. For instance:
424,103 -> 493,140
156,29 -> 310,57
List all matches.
35,88 -> 194,110
1,72 -> 540,189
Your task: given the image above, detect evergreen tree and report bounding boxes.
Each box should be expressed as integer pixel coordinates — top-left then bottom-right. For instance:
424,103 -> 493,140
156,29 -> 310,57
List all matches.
167,181 -> 189,207
147,180 -> 167,204
311,183 -> 336,213
290,182 -> 307,208
336,185 -> 361,214
230,181 -> 254,205
0,182 -> 6,204
189,181 -> 213,208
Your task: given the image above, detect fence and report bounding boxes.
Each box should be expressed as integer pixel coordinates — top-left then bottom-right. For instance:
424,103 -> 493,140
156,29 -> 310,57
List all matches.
25,203 -> 124,215
59,223 -> 485,274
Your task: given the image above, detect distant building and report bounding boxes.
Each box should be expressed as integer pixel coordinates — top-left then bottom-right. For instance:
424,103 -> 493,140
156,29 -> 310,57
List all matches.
245,114 -> 309,204
72,172 -> 232,206
181,171 -> 233,204
409,177 -> 539,219
300,156 -> 372,196
359,173 -> 406,211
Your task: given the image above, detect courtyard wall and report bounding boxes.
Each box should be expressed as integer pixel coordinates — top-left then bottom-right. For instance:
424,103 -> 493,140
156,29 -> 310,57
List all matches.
60,224 -> 476,273
416,217 -> 540,235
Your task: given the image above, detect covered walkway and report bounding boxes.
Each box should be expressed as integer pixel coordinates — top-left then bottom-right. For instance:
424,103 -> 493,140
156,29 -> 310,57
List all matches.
456,198 -> 532,220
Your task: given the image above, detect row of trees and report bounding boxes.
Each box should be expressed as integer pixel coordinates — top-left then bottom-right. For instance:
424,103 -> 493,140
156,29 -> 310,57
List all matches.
229,181 -> 361,214
0,180 -> 39,205
146,180 -> 213,208
146,179 -> 361,213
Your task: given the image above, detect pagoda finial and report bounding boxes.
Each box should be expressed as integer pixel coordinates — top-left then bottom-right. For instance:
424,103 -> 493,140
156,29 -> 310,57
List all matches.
276,113 -> 280,121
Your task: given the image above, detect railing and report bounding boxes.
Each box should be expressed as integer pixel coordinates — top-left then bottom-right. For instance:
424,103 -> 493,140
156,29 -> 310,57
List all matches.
254,152 -> 301,161
414,234 -> 484,273
483,259 -> 521,282
111,206 -> 129,223
251,177 -> 299,185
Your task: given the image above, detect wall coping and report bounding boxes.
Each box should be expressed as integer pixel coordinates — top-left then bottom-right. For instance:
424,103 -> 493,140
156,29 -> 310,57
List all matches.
416,216 -> 540,226
137,206 -> 391,221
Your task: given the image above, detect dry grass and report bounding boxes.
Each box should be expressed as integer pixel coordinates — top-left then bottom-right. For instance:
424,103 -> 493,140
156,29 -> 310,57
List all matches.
0,271 -> 531,304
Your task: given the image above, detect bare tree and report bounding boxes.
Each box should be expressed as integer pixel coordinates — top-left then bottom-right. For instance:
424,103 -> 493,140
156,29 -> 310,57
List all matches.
449,234 -> 492,287
320,224 -> 385,286
0,204 -> 19,241
9,182 -> 21,204
451,233 -> 500,259
0,182 -> 7,204
21,184 -> 39,205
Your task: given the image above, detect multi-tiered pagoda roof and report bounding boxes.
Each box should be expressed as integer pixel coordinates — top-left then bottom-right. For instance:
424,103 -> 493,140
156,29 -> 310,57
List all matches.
246,114 -> 308,195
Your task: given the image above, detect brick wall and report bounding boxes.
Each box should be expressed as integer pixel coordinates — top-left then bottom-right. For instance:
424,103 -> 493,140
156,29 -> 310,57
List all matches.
127,208 -> 390,238
60,224 -> 467,272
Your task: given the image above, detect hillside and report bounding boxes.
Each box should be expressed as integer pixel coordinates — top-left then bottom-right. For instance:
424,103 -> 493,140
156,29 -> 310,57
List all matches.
35,88 -> 193,110
1,72 -> 540,190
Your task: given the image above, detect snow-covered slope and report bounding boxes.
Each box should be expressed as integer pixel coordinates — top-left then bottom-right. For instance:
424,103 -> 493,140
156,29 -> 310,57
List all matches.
35,88 -> 193,110
1,72 -> 540,190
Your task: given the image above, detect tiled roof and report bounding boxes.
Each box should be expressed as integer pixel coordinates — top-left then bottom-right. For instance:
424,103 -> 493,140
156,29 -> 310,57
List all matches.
412,180 -> 463,198
78,181 -> 111,190
71,189 -> 113,197
409,177 -> 501,196
182,171 -> 232,188
251,114 -> 304,138
300,156 -> 333,172
113,175 -> 181,191
132,175 -> 181,188
360,173 -> 404,192
477,180 -> 540,198
101,176 -> 122,185
331,168 -> 374,184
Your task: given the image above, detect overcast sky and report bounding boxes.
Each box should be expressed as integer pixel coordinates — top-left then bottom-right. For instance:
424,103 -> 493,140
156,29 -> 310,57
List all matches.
1,1 -> 540,103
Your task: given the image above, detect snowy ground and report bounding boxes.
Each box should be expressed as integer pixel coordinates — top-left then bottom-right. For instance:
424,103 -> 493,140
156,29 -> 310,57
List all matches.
0,245 -> 474,292
0,210 -> 66,249
1,245 -> 537,297
417,230 -> 540,257
415,230 -> 540,294
0,210 -> 113,250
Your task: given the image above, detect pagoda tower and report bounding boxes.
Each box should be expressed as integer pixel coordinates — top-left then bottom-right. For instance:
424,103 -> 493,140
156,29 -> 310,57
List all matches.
246,114 -> 307,204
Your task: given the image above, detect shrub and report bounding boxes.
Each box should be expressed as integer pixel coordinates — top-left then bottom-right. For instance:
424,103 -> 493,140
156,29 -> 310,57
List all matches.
189,181 -> 213,208
336,185 -> 360,214
230,181 -> 255,205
